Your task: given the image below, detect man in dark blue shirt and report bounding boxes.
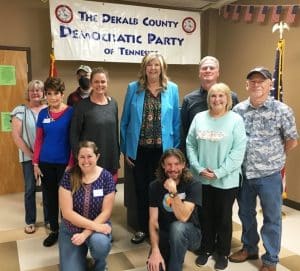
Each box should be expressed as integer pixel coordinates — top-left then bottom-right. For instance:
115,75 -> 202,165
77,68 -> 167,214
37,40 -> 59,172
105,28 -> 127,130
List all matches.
180,56 -> 239,155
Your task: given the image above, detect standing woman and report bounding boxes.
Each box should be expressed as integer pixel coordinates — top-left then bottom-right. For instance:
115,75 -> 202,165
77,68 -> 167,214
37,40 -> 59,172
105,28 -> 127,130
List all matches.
11,80 -> 47,234
186,83 -> 247,270
33,77 -> 73,247
70,67 -> 120,182
120,52 -> 180,244
59,141 -> 115,271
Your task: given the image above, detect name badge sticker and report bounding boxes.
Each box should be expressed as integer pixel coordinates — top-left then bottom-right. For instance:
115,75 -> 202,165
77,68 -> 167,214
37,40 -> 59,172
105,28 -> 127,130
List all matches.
93,189 -> 103,197
43,118 -> 51,123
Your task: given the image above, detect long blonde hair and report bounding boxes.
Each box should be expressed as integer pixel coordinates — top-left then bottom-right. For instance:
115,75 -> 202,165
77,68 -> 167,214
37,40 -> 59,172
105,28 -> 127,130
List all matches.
138,52 -> 168,91
70,141 -> 100,194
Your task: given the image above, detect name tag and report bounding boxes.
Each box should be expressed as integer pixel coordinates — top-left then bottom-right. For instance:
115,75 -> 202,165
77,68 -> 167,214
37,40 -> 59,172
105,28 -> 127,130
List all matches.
93,189 -> 103,197
43,118 -> 52,123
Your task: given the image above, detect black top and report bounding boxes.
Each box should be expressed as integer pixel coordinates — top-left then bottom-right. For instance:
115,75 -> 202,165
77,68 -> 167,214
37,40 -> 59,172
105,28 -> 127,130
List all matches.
149,178 -> 202,232
70,97 -> 120,172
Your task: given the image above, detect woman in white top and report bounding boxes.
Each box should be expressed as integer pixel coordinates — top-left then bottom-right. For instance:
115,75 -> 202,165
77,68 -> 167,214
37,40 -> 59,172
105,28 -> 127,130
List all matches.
11,80 -> 47,234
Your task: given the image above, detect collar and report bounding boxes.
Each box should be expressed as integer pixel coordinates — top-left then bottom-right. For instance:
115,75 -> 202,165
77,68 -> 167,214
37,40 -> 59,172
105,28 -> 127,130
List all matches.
247,96 -> 273,109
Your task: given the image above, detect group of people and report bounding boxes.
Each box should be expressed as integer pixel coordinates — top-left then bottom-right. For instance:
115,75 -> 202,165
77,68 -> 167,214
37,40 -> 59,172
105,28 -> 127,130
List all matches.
11,53 -> 298,271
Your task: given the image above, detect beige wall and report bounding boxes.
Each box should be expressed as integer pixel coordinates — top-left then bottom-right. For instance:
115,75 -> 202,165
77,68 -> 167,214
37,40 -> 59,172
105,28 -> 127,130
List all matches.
1,0 -> 299,202
202,3 -> 300,203
0,0 -> 200,179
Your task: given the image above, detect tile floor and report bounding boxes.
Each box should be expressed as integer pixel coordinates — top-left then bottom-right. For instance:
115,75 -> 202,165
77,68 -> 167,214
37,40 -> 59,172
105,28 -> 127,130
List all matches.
0,184 -> 299,271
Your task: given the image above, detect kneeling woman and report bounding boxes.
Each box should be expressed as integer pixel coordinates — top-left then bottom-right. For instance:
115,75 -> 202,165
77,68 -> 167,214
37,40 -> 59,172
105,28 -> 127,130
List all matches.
59,141 -> 116,271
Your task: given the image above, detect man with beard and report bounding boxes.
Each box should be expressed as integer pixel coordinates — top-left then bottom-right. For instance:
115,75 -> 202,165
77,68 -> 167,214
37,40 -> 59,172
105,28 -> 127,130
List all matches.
147,148 -> 202,271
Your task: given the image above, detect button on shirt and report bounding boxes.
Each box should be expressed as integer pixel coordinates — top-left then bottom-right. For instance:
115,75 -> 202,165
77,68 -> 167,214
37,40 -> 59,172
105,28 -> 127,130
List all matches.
233,96 -> 298,179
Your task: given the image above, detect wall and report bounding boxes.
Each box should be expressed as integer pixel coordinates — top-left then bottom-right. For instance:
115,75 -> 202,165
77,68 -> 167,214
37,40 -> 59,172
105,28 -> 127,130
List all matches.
1,0 -> 299,203
202,0 -> 300,203
0,0 -> 201,179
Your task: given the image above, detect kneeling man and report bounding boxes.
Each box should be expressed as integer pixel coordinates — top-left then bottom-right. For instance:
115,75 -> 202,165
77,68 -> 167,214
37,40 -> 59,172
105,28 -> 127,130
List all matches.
147,148 -> 202,271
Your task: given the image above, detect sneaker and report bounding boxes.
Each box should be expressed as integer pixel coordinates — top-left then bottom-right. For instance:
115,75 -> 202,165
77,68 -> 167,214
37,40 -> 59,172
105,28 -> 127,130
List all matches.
131,231 -> 146,244
215,255 -> 228,270
43,231 -> 58,247
195,252 -> 210,266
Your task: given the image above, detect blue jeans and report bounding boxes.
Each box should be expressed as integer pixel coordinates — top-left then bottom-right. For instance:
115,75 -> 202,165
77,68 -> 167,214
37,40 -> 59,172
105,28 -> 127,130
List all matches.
59,221 -> 111,271
160,221 -> 201,271
22,161 -> 36,225
237,172 -> 282,266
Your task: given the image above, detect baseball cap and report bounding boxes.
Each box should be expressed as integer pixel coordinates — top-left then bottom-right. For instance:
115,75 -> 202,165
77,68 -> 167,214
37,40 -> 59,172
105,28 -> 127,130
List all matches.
246,67 -> 272,80
76,65 -> 92,74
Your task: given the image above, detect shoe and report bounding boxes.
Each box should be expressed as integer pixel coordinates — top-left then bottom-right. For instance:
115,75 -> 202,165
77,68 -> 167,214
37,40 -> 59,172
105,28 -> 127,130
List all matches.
24,224 -> 36,234
131,231 -> 146,244
195,252 -> 211,266
229,248 -> 258,263
260,264 -> 276,271
43,231 -> 58,247
215,255 -> 228,270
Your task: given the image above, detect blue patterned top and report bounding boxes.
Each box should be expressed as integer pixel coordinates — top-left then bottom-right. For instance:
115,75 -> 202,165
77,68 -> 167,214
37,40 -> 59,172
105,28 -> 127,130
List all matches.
233,96 -> 298,179
60,169 -> 116,233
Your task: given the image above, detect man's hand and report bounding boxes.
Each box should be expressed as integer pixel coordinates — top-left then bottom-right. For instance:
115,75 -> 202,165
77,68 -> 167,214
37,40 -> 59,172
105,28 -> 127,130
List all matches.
147,248 -> 166,271
164,178 -> 177,193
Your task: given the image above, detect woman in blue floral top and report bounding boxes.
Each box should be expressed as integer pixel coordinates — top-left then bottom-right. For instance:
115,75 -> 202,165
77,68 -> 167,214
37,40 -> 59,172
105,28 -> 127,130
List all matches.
59,141 -> 116,271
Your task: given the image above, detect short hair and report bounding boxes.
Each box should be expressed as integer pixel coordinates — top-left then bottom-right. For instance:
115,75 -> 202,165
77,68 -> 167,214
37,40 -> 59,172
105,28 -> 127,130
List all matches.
44,77 -> 65,94
155,148 -> 193,183
26,80 -> 44,101
207,83 -> 233,111
90,67 -> 109,82
199,56 -> 220,70
138,52 -> 168,91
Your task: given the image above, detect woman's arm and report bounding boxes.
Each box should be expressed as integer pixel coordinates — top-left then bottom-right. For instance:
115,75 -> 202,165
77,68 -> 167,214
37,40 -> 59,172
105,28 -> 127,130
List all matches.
11,117 -> 33,158
59,186 -> 115,233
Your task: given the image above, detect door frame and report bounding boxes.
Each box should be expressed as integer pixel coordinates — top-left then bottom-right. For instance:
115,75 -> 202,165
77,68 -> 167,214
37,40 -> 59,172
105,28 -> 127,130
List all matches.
0,46 -> 32,81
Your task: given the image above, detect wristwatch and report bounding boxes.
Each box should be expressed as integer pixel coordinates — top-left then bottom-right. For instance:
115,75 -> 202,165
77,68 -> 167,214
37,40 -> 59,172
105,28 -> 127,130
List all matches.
169,192 -> 178,198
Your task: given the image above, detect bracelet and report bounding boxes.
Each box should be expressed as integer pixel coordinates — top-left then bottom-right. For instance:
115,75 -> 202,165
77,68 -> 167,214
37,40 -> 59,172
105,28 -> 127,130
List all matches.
169,192 -> 178,198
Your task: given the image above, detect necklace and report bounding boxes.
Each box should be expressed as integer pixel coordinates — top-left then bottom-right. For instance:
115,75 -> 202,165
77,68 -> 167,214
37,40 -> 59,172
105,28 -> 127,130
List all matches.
47,107 -> 55,122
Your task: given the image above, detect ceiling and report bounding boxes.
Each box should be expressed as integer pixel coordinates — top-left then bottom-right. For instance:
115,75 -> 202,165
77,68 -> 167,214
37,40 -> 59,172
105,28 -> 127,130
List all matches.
117,0 -> 237,11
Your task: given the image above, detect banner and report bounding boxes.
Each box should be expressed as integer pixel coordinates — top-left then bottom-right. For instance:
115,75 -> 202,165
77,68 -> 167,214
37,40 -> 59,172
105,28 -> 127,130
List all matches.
49,0 -> 201,64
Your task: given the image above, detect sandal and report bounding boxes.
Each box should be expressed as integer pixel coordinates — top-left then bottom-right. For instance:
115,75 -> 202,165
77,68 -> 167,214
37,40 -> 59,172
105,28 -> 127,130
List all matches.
24,224 -> 36,234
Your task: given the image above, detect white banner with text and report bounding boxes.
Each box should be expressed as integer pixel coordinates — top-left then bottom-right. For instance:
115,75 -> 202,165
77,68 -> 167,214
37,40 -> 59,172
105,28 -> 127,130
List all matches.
49,0 -> 201,64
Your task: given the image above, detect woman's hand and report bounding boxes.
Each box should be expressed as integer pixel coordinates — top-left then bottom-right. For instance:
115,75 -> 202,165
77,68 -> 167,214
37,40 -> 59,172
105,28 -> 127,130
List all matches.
200,168 -> 216,180
71,232 -> 89,246
94,223 -> 112,234
125,156 -> 135,168
33,164 -> 43,181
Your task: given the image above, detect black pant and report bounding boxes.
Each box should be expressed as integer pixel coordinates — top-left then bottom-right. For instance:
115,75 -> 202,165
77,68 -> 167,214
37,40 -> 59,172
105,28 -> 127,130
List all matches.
133,146 -> 162,233
200,185 -> 238,256
39,162 -> 67,232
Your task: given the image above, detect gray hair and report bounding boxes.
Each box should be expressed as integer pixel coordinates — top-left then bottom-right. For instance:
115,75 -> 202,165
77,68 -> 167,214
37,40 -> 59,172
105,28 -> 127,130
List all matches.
199,56 -> 219,69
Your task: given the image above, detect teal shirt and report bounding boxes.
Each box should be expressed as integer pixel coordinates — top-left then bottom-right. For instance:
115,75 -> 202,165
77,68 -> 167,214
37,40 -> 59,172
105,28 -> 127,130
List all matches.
186,110 -> 247,189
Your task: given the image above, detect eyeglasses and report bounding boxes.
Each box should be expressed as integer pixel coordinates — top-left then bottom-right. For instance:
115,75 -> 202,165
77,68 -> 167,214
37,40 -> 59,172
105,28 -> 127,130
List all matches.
248,80 -> 267,86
